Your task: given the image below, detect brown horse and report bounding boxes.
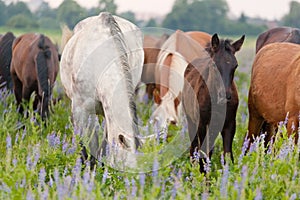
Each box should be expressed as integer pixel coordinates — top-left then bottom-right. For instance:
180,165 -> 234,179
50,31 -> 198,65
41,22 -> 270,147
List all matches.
254,26 -> 300,143
142,34 -> 169,100
183,34 -> 245,172
248,42 -> 300,145
0,32 -> 15,90
151,30 -> 213,127
256,26 -> 300,53
10,33 -> 59,119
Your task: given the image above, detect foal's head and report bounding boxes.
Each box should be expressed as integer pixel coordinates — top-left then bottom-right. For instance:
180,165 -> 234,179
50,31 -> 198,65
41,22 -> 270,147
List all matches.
206,34 -> 245,101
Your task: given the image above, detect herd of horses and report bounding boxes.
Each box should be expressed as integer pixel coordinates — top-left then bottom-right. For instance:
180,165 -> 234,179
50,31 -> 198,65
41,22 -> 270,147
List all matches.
0,12 -> 299,172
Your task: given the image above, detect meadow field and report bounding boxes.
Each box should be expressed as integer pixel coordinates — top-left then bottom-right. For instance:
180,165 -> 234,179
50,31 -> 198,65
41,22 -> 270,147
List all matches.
0,28 -> 299,199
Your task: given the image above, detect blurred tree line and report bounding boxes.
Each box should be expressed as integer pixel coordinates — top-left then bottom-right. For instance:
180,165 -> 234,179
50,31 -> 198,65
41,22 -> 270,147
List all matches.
0,0 -> 300,35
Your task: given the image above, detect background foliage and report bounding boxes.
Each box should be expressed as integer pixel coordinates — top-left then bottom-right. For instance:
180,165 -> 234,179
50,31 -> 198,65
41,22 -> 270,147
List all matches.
0,0 -> 300,35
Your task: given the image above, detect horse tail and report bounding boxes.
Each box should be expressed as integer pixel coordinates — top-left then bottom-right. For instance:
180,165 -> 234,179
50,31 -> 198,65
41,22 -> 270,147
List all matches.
36,34 -> 51,118
0,32 -> 15,90
60,24 -> 73,52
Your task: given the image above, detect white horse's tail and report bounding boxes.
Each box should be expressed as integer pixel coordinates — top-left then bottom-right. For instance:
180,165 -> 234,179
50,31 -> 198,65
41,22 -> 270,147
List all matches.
60,24 -> 73,52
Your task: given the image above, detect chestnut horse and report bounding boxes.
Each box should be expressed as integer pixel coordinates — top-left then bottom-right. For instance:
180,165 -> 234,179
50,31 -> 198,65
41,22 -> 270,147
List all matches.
256,26 -> 300,53
254,26 -> 300,143
10,33 -> 59,119
183,34 -> 245,172
151,30 -> 212,127
0,32 -> 15,90
248,42 -> 300,144
142,34 -> 169,100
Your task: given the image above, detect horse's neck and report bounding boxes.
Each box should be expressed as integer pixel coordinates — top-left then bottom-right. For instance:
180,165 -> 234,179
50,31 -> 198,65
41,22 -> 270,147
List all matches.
98,72 -> 138,148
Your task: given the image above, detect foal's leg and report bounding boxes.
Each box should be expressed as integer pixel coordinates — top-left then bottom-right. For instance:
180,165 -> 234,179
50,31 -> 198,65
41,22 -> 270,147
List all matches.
221,119 -> 236,162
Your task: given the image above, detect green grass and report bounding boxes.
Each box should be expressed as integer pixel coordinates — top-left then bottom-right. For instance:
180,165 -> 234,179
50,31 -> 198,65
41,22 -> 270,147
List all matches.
0,30 -> 299,199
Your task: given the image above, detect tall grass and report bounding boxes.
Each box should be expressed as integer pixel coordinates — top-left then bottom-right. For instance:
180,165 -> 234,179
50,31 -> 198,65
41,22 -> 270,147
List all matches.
0,33 -> 299,199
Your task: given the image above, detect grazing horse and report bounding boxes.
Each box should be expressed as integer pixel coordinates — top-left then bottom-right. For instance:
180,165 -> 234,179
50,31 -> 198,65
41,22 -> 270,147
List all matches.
60,12 -> 145,169
10,33 -> 59,119
183,34 -> 245,172
256,26 -> 300,53
247,42 -> 300,145
151,30 -> 212,127
142,34 -> 169,101
0,32 -> 15,90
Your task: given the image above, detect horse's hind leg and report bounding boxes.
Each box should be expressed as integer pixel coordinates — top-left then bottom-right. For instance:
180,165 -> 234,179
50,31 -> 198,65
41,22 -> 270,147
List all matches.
11,72 -> 23,112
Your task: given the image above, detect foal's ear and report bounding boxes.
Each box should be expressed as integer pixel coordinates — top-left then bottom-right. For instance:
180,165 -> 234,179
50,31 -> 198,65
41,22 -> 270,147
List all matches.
232,35 -> 245,52
211,33 -> 220,52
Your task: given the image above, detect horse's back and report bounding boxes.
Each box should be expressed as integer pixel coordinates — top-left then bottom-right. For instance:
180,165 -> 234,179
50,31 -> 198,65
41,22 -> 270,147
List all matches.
256,27 -> 300,53
186,31 -> 211,47
60,12 -> 143,99
250,42 -> 300,122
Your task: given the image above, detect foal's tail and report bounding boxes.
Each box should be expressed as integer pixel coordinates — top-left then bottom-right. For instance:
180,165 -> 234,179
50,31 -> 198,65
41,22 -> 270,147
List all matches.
36,34 -> 51,119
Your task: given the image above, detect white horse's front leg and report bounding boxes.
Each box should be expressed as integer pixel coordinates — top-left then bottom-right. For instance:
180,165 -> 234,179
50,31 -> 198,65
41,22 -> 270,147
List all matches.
72,98 -> 102,162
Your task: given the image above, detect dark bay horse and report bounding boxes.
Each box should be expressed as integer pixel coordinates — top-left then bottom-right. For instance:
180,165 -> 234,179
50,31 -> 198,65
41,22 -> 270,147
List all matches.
0,32 -> 15,90
248,42 -> 299,145
256,26 -> 300,53
10,33 -> 59,119
183,34 -> 245,172
142,34 -> 169,100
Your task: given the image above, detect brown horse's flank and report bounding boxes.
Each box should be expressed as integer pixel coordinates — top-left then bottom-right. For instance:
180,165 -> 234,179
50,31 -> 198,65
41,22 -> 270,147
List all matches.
248,42 -> 300,145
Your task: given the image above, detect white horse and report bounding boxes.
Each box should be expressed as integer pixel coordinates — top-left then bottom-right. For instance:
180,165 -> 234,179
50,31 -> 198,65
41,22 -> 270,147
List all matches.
60,12 -> 144,169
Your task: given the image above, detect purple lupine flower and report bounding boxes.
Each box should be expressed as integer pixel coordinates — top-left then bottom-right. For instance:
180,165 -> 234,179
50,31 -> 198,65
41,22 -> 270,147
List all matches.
139,173 -> 145,188
152,158 -> 159,177
40,187 -> 48,200
102,168 -> 108,184
220,163 -> 229,197
12,158 -> 17,167
171,178 -> 180,200
220,154 -> 225,167
239,136 -> 250,164
26,190 -> 34,200
240,165 -> 248,195
26,155 -> 33,170
6,134 -> 12,149
234,180 -> 240,197
290,193 -> 297,200
160,181 -> 165,197
15,132 -> 19,145
254,188 -> 262,200
204,156 -> 211,173
0,182 -> 11,193
193,148 -> 200,163
33,146 -> 40,168
201,191 -> 209,200
20,178 -> 26,188
47,132 -> 61,148
39,168 -> 46,188
71,158 -> 82,187
284,112 -> 289,125
22,127 -> 27,140
48,176 -> 54,188
124,178 -> 130,194
131,178 -> 137,197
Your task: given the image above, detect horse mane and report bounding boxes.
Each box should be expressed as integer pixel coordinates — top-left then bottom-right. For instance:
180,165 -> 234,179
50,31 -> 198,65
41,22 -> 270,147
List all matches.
102,12 -> 140,139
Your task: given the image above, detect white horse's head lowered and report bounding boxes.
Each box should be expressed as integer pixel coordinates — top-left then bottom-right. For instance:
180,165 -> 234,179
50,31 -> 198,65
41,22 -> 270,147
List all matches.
60,12 -> 155,171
